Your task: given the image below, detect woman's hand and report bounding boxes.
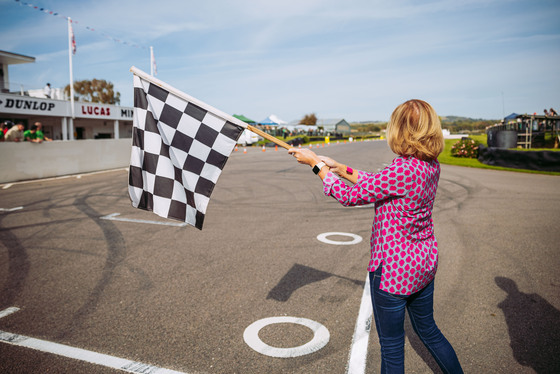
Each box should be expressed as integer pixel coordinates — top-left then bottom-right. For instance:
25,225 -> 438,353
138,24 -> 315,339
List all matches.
288,148 -> 321,167
318,156 -> 345,176
318,155 -> 358,184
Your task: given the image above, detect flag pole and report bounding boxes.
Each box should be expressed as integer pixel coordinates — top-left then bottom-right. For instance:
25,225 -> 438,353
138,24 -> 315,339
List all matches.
246,125 -> 291,149
68,17 -> 75,119
130,66 -> 291,149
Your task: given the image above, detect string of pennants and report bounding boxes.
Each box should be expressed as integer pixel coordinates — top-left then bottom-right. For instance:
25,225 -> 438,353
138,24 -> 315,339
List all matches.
13,0 -> 147,50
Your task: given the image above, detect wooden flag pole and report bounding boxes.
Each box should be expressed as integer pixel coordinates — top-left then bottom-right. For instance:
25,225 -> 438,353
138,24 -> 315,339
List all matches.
247,124 -> 291,150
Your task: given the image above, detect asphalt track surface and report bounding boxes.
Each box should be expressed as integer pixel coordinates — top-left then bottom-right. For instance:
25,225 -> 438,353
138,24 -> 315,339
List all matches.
1,140 -> 559,373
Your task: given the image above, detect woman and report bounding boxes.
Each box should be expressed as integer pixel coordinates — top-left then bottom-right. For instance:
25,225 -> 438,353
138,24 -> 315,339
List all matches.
289,99 -> 463,373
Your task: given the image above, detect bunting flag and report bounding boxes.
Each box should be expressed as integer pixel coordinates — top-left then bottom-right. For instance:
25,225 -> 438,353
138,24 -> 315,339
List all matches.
13,0 -> 146,49
128,67 -> 246,229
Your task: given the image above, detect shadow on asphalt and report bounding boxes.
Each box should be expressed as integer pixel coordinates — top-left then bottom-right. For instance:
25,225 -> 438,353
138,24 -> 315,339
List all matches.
496,276 -> 560,373
267,263 -> 364,302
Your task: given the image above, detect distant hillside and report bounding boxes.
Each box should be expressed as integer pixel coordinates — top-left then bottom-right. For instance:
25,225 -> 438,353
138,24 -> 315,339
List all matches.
350,116 -> 498,133
440,116 -> 498,132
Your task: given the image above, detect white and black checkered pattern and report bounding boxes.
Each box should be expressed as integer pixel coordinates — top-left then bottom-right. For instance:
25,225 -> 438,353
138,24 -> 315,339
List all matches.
129,74 -> 244,229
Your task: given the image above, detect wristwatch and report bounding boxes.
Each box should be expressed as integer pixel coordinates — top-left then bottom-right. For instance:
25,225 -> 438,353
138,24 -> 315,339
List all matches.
346,166 -> 354,175
312,161 -> 327,175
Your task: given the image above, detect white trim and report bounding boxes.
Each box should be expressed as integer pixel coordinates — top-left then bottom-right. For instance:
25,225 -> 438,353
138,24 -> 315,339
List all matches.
129,66 -> 247,130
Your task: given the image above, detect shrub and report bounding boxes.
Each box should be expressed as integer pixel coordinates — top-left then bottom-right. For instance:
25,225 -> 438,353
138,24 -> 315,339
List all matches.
450,138 -> 481,158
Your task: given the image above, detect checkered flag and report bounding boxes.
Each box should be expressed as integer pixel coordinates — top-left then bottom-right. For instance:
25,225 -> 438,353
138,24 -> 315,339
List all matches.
128,67 -> 246,229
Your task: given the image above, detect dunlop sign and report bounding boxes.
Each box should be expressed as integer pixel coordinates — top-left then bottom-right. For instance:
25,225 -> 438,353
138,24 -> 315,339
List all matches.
0,93 -> 134,120
0,93 -> 68,117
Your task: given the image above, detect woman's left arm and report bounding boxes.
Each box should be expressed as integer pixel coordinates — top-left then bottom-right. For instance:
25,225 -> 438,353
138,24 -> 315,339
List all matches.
318,155 -> 358,184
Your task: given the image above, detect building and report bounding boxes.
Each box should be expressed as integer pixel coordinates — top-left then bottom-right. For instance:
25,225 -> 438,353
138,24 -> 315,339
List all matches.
1,50 -> 35,94
0,50 -> 133,140
317,118 -> 351,135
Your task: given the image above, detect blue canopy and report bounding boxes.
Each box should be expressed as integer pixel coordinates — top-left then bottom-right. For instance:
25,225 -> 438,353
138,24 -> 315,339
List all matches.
504,113 -> 519,121
259,116 -> 279,126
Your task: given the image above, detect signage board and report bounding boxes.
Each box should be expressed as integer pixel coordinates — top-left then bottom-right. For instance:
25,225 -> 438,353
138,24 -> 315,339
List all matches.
0,93 -> 134,120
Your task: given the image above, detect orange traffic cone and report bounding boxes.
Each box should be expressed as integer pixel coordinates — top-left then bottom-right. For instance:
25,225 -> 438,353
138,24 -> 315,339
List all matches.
243,148 -> 247,154
234,145 -> 238,152
262,145 -> 266,152
275,145 -> 278,151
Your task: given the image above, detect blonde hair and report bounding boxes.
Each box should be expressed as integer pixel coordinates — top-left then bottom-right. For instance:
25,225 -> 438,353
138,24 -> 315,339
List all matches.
386,99 -> 444,161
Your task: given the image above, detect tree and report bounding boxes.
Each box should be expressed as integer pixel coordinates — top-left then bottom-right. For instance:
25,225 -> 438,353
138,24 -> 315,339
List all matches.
64,79 -> 121,104
299,113 -> 317,126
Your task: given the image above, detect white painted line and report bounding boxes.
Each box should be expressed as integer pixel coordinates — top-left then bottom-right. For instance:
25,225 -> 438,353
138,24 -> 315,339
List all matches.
100,213 -> 187,227
0,307 -> 20,319
317,232 -> 363,245
0,206 -> 24,212
243,317 -> 330,358
0,168 -> 128,189
346,274 -> 373,374
0,329 -> 189,374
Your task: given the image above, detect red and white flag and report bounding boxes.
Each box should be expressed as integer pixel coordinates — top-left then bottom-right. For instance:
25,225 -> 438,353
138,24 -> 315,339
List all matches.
69,19 -> 77,55
150,46 -> 157,76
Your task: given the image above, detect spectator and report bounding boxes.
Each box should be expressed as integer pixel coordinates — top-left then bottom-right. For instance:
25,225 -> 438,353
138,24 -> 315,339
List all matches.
35,122 -> 52,141
0,122 -> 5,141
550,108 -> 558,116
3,121 -> 13,136
43,83 -> 52,98
544,109 -> 549,116
23,124 -> 43,143
5,123 -> 25,142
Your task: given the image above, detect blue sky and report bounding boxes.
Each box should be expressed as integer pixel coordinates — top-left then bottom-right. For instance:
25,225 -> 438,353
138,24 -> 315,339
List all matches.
1,0 -> 559,122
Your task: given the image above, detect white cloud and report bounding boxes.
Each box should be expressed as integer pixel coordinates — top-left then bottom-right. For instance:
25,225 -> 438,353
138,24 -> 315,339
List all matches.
2,0 -> 559,121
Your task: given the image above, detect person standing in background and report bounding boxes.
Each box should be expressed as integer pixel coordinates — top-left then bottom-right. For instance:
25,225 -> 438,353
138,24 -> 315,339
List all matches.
43,83 -> 52,98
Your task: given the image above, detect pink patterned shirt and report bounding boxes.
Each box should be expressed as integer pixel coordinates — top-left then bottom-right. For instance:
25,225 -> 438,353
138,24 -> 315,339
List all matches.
323,156 -> 440,295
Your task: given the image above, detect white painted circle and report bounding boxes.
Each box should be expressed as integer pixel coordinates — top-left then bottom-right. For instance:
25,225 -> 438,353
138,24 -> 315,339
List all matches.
243,317 -> 330,358
316,232 -> 363,245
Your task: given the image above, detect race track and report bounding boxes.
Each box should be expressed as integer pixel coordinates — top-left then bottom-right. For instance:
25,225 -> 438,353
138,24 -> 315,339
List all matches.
1,140 -> 559,373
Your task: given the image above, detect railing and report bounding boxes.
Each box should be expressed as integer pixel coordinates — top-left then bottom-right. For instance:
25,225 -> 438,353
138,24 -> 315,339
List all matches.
0,82 -> 65,100
486,114 -> 560,149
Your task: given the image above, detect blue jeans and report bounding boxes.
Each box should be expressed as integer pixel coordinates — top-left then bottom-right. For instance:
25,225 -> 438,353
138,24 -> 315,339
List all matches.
369,267 -> 463,373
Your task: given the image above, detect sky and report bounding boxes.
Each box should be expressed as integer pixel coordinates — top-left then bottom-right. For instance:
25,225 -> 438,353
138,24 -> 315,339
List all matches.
1,0 -> 559,123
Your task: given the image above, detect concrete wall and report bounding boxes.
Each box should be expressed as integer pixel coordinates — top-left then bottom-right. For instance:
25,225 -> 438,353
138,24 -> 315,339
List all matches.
0,139 -> 132,183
